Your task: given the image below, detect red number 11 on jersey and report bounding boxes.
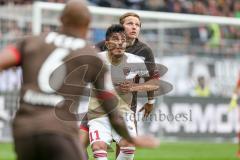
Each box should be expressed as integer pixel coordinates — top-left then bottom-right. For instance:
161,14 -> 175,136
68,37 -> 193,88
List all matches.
89,130 -> 100,142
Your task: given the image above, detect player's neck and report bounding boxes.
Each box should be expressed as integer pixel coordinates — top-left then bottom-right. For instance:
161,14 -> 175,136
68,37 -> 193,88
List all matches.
127,38 -> 136,47
60,27 -> 86,39
108,52 -> 123,66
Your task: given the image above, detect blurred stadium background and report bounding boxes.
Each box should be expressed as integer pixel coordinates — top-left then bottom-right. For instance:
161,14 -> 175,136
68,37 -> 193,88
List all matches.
0,0 -> 240,160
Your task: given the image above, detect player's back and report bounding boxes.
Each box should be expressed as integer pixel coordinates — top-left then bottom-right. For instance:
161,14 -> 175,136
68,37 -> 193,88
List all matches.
13,32 -> 103,139
20,32 -> 97,94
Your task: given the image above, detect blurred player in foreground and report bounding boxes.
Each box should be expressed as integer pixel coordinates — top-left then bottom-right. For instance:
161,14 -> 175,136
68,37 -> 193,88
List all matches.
0,1 -> 159,160
87,24 -> 159,160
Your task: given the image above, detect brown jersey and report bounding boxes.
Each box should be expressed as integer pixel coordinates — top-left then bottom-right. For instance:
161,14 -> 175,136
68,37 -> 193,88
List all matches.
12,32 -> 110,139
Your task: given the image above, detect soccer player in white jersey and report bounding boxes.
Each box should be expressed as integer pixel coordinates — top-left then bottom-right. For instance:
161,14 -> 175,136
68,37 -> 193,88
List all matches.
87,24 -> 159,160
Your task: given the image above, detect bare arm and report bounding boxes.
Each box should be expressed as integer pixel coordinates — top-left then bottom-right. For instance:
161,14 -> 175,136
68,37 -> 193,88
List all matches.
130,78 -> 159,92
118,78 -> 159,93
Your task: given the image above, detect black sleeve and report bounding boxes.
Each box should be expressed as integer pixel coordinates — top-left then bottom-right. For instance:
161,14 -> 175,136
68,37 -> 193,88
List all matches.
141,45 -> 157,100
142,46 -> 156,78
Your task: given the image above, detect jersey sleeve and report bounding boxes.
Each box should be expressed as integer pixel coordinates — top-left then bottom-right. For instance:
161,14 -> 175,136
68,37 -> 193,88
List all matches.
135,58 -> 150,78
142,46 -> 158,78
132,54 -> 159,79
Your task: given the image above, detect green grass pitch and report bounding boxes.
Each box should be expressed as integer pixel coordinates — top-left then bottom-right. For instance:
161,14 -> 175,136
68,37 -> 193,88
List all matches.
0,142 -> 239,160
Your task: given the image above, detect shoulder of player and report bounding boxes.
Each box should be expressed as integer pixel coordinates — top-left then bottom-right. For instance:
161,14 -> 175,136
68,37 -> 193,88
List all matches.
29,32 -> 49,42
15,34 -> 45,53
131,39 -> 153,60
70,38 -> 97,53
20,32 -> 54,50
71,45 -> 100,60
97,50 -> 107,55
19,34 -> 41,44
135,39 -> 149,48
97,51 -> 109,63
137,40 -> 152,53
125,52 -> 145,63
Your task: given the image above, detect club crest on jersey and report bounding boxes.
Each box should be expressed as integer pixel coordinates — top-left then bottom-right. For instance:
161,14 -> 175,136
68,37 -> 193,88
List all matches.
123,67 -> 131,76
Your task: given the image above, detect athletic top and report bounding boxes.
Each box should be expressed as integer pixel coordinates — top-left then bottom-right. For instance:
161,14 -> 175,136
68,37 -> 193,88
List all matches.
87,51 -> 148,120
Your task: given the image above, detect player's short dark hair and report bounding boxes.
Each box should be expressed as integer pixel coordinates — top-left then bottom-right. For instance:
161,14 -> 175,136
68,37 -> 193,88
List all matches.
119,12 -> 141,27
105,24 -> 125,40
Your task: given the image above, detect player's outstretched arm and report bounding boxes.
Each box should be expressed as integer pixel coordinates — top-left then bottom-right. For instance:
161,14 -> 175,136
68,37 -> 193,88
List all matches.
117,78 -> 160,117
129,79 -> 159,92
117,78 -> 159,93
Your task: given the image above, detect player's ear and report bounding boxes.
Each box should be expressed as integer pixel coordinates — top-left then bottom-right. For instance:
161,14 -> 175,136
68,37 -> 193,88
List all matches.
105,41 -> 110,50
105,40 -> 116,50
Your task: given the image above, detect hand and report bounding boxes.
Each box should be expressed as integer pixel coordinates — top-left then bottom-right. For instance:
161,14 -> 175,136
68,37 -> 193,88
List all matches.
132,135 -> 160,148
139,103 -> 153,118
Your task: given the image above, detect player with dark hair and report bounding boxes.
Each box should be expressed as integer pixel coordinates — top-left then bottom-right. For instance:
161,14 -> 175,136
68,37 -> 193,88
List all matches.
87,24 -> 159,160
0,1 -> 158,160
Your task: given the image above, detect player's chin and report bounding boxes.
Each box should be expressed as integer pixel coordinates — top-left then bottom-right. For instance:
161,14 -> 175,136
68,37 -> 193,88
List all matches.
114,52 -> 124,58
128,35 -> 137,39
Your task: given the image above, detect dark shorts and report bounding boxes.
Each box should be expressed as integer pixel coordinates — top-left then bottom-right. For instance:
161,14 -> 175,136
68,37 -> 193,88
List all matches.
14,133 -> 87,160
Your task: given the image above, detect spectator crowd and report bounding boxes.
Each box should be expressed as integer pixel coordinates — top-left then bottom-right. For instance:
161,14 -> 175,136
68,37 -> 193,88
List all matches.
0,0 -> 239,18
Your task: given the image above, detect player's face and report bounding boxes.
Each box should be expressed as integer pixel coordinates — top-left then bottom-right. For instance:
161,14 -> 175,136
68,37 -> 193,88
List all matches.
106,32 -> 127,58
122,16 -> 141,40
